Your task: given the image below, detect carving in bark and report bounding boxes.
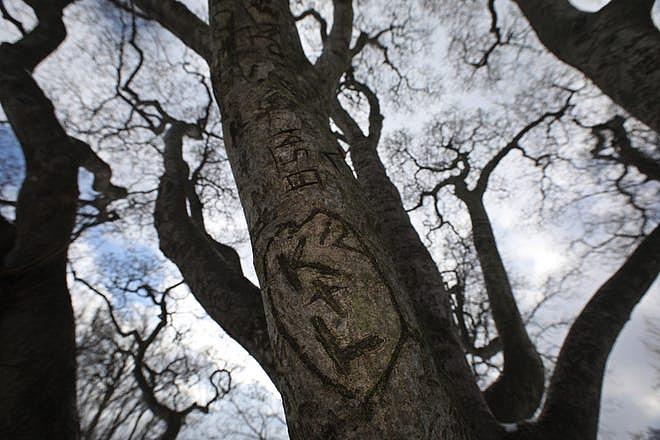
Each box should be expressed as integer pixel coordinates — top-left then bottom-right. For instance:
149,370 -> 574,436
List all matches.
205,1 -> 474,437
263,210 -> 405,400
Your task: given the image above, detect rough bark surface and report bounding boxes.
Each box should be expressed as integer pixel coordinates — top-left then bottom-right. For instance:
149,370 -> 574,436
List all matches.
207,1 -> 474,438
119,1 -> 660,438
512,0 -> 660,133
332,95 -> 500,438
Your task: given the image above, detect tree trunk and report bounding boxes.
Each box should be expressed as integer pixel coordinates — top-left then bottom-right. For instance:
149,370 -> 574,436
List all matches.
207,1 -> 475,438
462,192 -> 545,421
0,54 -> 79,440
348,139 -> 500,438
0,4 -> 124,437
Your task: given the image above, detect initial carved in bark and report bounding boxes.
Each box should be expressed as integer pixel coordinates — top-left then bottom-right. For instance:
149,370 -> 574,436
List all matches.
263,211 -> 405,401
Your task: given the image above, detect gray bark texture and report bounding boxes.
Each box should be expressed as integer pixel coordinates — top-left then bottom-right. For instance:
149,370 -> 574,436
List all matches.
512,0 -> 660,133
331,85 -> 499,438
206,1 -> 475,438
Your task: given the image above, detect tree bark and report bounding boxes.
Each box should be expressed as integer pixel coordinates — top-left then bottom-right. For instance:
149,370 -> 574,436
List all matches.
512,0 -> 660,133
461,191 -> 544,422
331,93 -> 499,438
0,7 -> 79,436
0,4 -> 125,437
207,1 -> 477,438
154,122 -> 277,382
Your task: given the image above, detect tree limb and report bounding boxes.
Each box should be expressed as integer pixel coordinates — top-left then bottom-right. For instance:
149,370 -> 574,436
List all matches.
511,0 -> 660,133
314,0 -> 354,88
533,225 -> 660,439
154,122 -> 277,384
119,0 -> 212,60
588,115 -> 660,182
331,79 -> 501,440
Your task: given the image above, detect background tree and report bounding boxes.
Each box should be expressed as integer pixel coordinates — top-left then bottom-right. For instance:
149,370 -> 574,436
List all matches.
74,264 -> 232,440
0,2 -> 125,437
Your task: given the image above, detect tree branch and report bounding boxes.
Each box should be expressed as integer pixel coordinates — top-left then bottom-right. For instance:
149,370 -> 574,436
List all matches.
534,225 -> 660,439
461,192 -> 545,422
511,0 -> 660,133
331,79 -> 500,439
154,122 -> 277,383
117,0 -> 212,61
474,95 -> 573,194
69,137 -> 128,201
294,8 -> 328,43
588,115 -> 660,182
314,0 -> 354,88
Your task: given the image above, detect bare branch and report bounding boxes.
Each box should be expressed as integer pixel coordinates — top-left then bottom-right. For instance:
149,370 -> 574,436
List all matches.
536,225 -> 660,439
111,0 -> 212,60
315,0 -> 354,86
294,8 -> 328,43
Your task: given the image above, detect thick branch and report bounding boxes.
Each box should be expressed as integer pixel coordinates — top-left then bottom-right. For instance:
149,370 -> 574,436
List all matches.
315,0 -> 354,89
512,0 -> 660,133
461,193 -> 544,422
0,2 -> 79,437
294,8 -> 328,43
154,122 -> 277,383
126,0 -> 212,60
535,225 -> 660,439
450,106 -> 572,421
589,115 -> 660,182
2,0 -> 72,72
69,137 -> 128,201
331,86 -> 501,440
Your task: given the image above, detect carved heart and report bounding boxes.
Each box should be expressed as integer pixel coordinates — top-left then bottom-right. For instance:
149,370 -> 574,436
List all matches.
263,211 -> 404,401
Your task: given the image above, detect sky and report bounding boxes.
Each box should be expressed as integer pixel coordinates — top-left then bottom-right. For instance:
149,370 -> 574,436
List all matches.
1,0 -> 659,439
